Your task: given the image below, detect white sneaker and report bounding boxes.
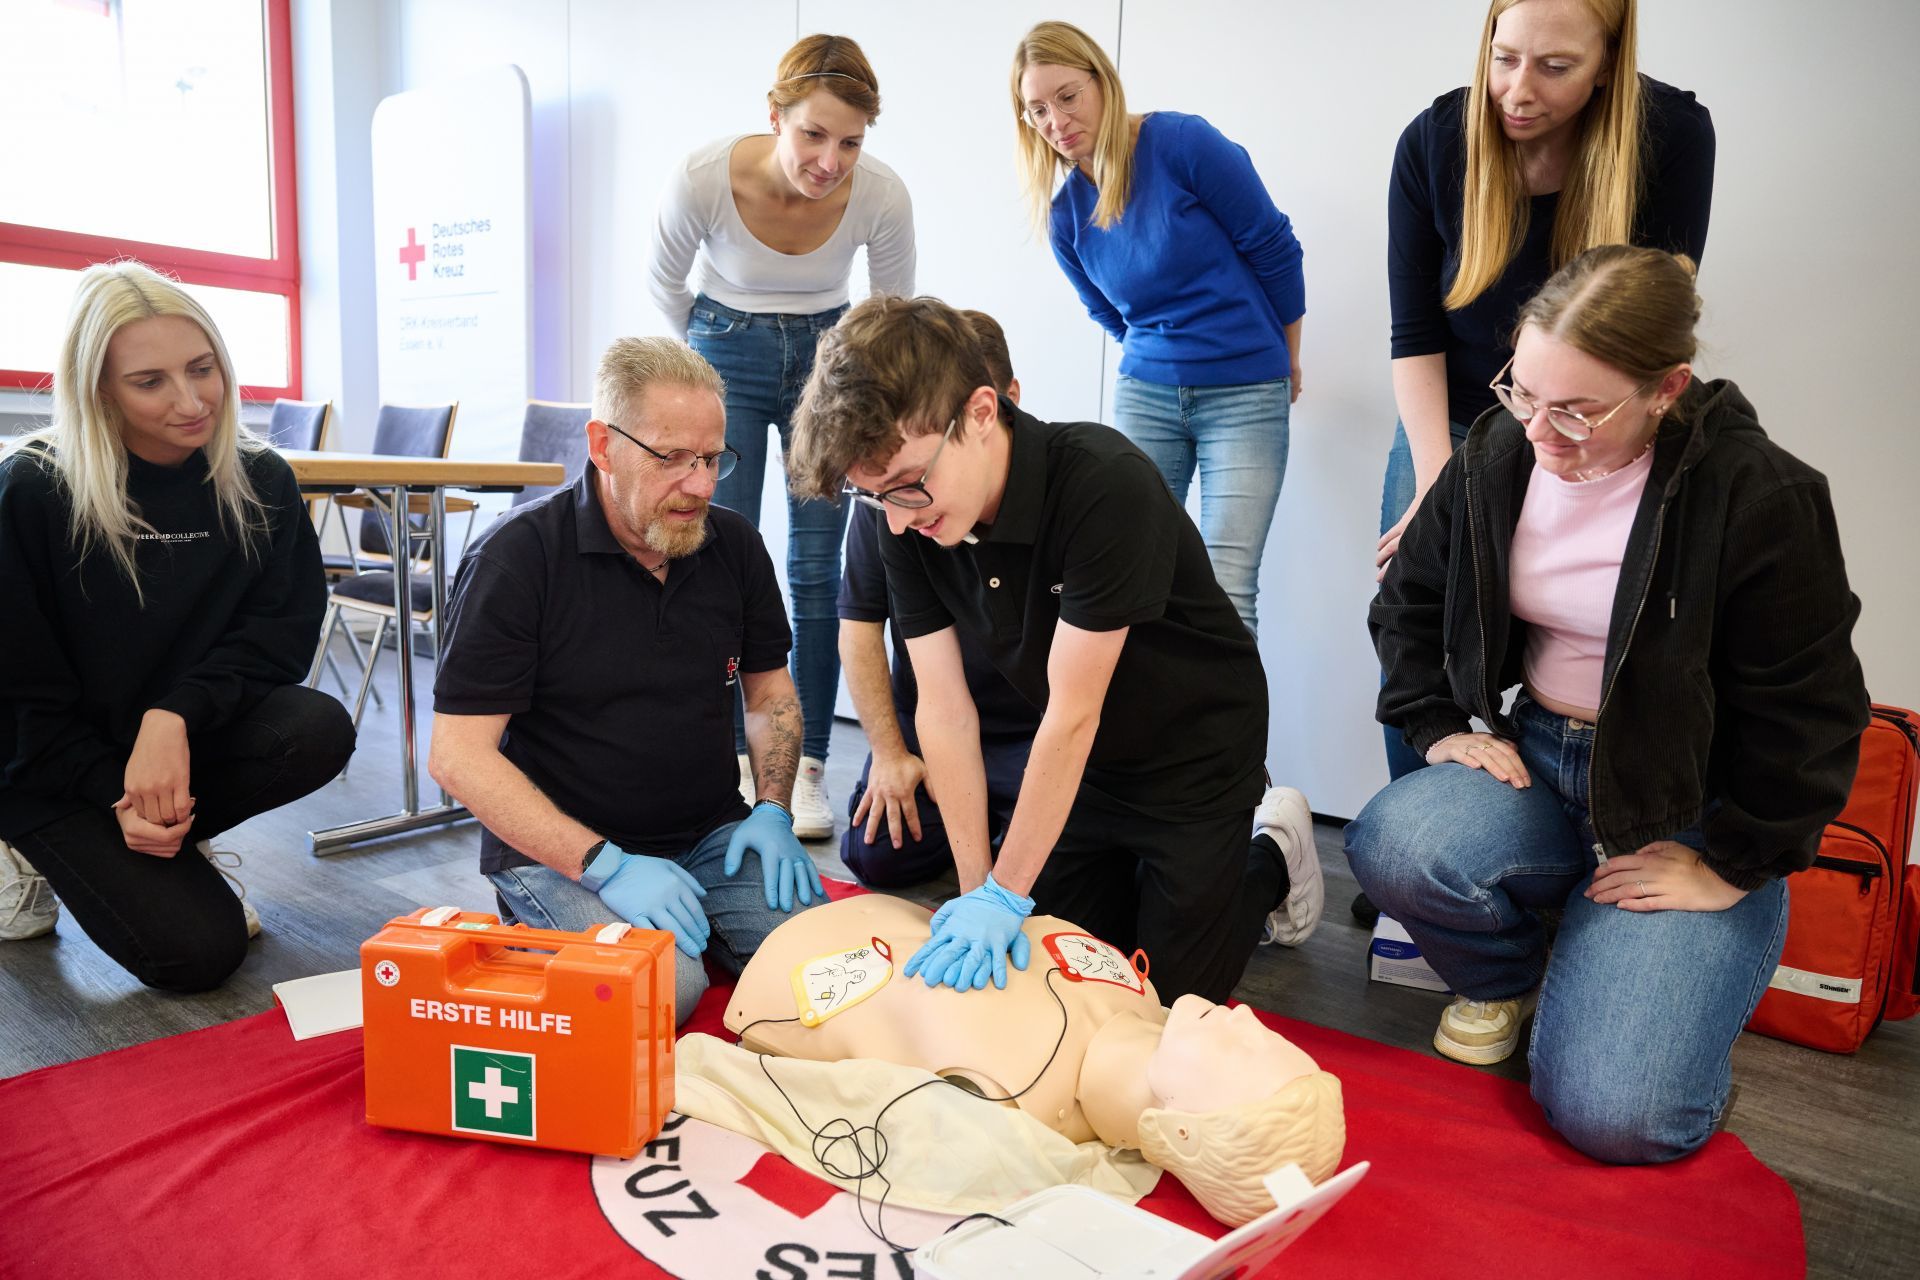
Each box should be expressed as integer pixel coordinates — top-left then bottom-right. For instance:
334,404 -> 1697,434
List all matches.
0,840 -> 58,940
790,756 -> 834,840
1256,786 -> 1324,947
737,753 -> 756,807
1433,989 -> 1540,1066
197,840 -> 262,939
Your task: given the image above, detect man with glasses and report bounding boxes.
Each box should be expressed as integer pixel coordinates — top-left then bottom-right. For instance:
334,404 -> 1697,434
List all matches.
790,296 -> 1285,1006
835,310 -> 1041,890
430,337 -> 821,1027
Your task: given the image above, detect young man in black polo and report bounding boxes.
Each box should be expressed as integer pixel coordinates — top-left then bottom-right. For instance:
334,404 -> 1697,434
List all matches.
836,310 -> 1041,886
429,337 -> 822,1026
791,296 -> 1297,1004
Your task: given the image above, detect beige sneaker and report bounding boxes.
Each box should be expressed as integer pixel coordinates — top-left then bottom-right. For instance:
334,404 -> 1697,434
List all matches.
0,840 -> 58,941
1433,989 -> 1539,1065
790,756 -> 834,840
737,753 -> 756,807
197,841 -> 262,939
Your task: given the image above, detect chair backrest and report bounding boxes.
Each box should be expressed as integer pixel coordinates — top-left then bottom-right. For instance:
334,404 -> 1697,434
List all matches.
360,402 -> 460,556
510,400 -> 593,508
265,399 -> 333,451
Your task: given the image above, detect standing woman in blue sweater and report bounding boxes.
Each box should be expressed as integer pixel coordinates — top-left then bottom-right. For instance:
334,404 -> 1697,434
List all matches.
1012,21 -> 1304,638
1376,0 -> 1713,777
0,263 -> 354,988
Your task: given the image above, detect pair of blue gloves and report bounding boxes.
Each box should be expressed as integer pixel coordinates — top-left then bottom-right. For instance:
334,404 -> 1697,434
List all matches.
903,874 -> 1035,992
586,801 -> 823,958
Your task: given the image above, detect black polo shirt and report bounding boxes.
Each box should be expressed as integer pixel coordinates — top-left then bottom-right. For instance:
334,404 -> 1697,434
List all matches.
878,401 -> 1267,820
839,502 -> 1041,744
434,469 -> 791,873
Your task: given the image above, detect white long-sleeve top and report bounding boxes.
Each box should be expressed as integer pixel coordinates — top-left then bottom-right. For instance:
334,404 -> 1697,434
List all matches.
648,134 -> 916,338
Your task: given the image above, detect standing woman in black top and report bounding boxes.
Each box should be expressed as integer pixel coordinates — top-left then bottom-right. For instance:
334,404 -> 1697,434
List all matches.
0,262 -> 354,989
1377,0 -> 1713,778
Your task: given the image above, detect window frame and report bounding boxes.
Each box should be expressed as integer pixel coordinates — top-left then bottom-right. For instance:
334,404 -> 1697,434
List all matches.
0,0 -> 301,401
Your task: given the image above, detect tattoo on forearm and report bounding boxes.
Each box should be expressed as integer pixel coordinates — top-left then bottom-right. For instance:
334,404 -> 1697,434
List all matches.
754,694 -> 802,806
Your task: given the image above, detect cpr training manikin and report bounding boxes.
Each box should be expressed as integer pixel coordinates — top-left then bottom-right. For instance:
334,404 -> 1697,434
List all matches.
672,894 -> 1345,1227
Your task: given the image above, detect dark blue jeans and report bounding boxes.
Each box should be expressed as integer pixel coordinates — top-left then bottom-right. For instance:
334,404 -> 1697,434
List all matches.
839,733 -> 1032,889
687,295 -> 850,761
1344,694 -> 1790,1164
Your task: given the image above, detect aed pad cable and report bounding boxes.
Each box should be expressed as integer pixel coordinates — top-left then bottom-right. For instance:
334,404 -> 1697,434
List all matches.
732,964 -> 1072,1254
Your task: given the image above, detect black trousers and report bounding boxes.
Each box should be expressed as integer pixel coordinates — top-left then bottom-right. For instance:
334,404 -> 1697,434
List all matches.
1031,787 -> 1271,1005
12,685 -> 355,993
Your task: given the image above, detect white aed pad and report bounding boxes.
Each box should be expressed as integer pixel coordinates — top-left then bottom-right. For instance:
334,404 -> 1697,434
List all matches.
790,936 -> 895,1026
911,1160 -> 1370,1280
1368,915 -> 1451,993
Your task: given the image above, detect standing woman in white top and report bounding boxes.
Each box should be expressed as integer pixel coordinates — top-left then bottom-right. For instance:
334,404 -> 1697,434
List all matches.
649,34 -> 915,839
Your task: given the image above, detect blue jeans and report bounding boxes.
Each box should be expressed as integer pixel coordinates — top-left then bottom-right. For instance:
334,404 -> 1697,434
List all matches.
1344,695 -> 1790,1164
687,295 -> 850,760
839,734 -> 1032,888
1110,374 -> 1290,637
1378,417 -> 1471,779
486,820 -> 812,1027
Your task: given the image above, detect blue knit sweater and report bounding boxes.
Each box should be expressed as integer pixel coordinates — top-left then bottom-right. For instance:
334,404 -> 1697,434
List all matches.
1049,112 -> 1304,387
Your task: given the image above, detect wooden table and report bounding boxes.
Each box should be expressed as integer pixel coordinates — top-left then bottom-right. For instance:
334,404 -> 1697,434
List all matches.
281,450 -> 566,854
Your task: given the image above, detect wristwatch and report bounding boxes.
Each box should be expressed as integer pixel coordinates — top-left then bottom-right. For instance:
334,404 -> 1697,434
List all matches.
579,839 -> 623,893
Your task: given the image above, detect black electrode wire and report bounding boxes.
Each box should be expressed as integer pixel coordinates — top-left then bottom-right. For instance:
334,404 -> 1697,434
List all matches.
730,964 -> 1074,1254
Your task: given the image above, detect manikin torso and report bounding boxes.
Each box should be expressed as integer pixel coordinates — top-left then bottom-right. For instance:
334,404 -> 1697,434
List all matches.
723,896 -> 1315,1147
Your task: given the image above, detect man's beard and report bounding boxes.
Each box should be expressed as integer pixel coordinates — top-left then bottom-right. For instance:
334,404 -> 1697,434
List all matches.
643,500 -> 710,559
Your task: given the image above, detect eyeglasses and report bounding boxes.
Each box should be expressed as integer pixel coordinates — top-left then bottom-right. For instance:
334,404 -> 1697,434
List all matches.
1488,355 -> 1661,442
604,421 -> 740,479
843,417 -> 959,511
1021,77 -> 1094,131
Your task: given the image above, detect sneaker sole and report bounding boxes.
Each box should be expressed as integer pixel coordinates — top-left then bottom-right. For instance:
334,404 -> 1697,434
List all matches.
1433,1023 -> 1523,1066
0,916 -> 58,942
791,818 -> 834,841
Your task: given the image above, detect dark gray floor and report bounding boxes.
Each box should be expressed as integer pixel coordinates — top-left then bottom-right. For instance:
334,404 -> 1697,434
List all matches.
3,649 -> 1915,1277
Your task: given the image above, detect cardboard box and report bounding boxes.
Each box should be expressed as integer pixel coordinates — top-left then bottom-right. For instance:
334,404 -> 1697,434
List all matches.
1368,915 -> 1451,992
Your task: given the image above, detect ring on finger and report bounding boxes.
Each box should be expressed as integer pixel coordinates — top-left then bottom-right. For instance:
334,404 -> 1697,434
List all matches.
1635,879 -> 1648,897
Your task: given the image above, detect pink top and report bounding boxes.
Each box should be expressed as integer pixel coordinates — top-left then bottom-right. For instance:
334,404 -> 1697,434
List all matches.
1508,449 -> 1656,712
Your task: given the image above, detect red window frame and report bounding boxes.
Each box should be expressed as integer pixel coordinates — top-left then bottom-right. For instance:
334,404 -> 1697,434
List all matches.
0,0 -> 301,401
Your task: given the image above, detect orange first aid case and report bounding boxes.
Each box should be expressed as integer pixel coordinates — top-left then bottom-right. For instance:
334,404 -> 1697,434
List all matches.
360,906 -> 675,1157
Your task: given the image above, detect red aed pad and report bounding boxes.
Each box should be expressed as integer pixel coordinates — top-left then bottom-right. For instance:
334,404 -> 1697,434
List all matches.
361,906 -> 674,1158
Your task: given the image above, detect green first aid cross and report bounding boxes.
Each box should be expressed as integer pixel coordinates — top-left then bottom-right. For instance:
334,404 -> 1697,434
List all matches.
450,1045 -> 536,1140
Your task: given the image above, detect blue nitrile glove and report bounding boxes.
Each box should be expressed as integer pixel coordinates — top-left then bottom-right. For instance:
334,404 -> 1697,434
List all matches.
591,847 -> 710,959
902,873 -> 1034,992
724,800 -> 825,912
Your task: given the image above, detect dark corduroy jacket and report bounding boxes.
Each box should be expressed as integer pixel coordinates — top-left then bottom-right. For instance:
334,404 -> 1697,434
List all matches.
1373,378 -> 1869,890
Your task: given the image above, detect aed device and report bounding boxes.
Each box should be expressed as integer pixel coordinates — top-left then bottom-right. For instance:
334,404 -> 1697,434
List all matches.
361,906 -> 674,1158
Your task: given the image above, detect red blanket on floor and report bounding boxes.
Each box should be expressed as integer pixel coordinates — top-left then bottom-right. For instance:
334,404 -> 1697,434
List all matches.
0,987 -> 1803,1278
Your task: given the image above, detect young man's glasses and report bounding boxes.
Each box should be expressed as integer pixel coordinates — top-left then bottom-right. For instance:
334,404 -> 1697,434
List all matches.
604,421 -> 740,479
1488,354 -> 1661,443
843,417 -> 958,511
1021,77 -> 1094,131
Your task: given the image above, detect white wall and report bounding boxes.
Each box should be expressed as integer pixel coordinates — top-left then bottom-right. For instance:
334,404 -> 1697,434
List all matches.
311,0 -> 1920,818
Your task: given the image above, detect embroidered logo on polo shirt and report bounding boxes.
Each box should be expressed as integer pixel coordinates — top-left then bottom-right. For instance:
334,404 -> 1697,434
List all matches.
1050,583 -> 1063,594
136,530 -> 212,543
724,656 -> 739,688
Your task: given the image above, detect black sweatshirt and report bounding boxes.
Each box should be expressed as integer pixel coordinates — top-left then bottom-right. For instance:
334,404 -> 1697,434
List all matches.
0,444 -> 326,839
1388,76 -> 1716,425
1373,380 -> 1870,889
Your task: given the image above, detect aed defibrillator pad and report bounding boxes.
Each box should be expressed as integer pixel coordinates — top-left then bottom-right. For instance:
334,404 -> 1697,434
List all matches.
791,937 -> 894,1026
1043,932 -> 1147,993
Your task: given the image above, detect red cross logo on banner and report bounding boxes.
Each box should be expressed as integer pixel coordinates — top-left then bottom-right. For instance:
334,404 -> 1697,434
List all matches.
398,227 -> 426,280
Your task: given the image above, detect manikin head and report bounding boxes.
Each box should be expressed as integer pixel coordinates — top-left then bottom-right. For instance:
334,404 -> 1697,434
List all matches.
1133,995 -> 1346,1226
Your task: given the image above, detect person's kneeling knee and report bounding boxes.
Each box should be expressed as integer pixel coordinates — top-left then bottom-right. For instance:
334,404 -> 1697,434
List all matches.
1533,1073 -> 1714,1166
135,927 -> 248,994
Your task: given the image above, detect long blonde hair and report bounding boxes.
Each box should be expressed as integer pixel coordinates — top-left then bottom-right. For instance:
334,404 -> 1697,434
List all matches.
9,261 -> 267,601
1447,0 -> 1643,311
1010,21 -> 1134,233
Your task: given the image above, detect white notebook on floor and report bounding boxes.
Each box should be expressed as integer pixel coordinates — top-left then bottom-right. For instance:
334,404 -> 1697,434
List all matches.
272,969 -> 364,1040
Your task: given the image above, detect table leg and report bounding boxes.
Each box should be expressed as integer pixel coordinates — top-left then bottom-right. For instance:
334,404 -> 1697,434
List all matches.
310,482 -> 470,854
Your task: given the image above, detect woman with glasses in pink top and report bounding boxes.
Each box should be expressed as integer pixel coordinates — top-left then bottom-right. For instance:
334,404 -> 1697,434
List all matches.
1348,245 -> 1867,1164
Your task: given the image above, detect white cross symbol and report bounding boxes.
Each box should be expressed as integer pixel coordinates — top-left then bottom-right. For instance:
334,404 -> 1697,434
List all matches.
467,1066 -> 519,1118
